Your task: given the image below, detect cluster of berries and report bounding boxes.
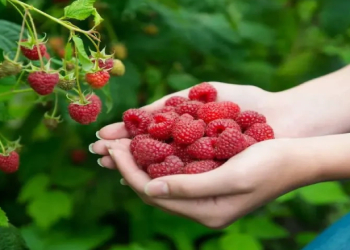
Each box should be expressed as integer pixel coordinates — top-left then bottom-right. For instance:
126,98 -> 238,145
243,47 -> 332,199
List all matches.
122,83 -> 275,179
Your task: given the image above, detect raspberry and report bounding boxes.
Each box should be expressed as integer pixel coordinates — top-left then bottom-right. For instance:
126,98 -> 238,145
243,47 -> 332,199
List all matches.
172,119 -> 206,144
147,156 -> 184,179
235,111 -> 266,131
91,57 -> 114,71
134,139 -> 174,167
20,41 -> 47,60
1,58 -> 22,76
175,101 -> 203,118
170,142 -> 193,164
110,59 -> 125,76
179,114 -> 194,122
182,160 -> 219,174
221,101 -> 241,119
165,96 -> 189,107
112,43 -> 128,60
71,149 -> 87,165
188,82 -> 217,103
123,109 -> 152,137
27,71 -> 59,95
243,134 -> 257,147
130,134 -> 151,155
244,123 -> 274,142
206,119 -> 241,137
68,97 -> 102,125
215,128 -> 247,160
152,106 -> 176,115
187,137 -> 217,160
87,94 -> 102,109
85,71 -> 110,89
148,112 -> 179,140
0,151 -> 19,174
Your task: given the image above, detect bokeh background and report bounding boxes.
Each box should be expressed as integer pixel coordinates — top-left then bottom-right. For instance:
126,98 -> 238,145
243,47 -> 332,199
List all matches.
1,0 -> 350,249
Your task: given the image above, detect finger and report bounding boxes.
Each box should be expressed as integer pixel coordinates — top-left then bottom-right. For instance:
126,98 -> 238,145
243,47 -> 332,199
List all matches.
89,140 -> 116,155
97,155 -> 117,169
143,158 -> 250,199
97,90 -> 190,140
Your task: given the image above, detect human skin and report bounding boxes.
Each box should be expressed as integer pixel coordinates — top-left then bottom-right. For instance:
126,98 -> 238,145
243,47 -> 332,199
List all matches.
90,65 -> 350,229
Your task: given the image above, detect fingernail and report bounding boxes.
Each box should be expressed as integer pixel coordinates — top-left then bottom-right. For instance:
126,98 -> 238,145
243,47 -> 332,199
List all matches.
97,158 -> 104,167
120,178 -> 127,185
108,149 -> 114,156
96,131 -> 102,139
88,143 -> 96,154
144,181 -> 169,197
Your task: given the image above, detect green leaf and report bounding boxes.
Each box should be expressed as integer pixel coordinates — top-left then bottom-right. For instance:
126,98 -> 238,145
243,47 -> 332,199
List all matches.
0,207 -> 9,227
0,75 -> 16,85
51,167 -> 94,188
241,217 -> 289,239
72,35 -> 93,71
64,0 -> 103,26
0,19 -> 26,53
167,73 -> 199,91
296,231 -> 317,247
27,191 -> 73,229
18,174 -> 50,203
64,42 -> 73,62
319,0 -> 350,36
220,233 -> 263,250
0,102 -> 12,121
276,190 -> 298,202
1,0 -> 6,6
299,182 -> 348,205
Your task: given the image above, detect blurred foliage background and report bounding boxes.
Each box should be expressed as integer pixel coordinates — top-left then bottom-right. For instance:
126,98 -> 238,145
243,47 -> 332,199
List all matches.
1,0 -> 350,249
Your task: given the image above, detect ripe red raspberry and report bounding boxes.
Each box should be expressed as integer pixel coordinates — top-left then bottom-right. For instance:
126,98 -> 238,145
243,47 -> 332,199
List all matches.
86,94 -> 102,109
170,142 -> 193,164
91,57 -> 114,71
68,98 -> 102,125
243,134 -> 257,147
188,82 -> 217,103
179,114 -> 194,122
130,134 -> 151,155
0,151 -> 19,174
216,128 -> 247,159
86,71 -> 110,89
206,119 -> 241,137
148,112 -> 179,140
187,137 -> 217,160
71,149 -> 87,165
152,106 -> 176,115
133,139 -> 174,167
172,119 -> 206,144
123,109 -> 152,137
244,123 -> 274,142
165,96 -> 189,107
27,71 -> 59,95
235,111 -> 266,131
20,41 -> 47,60
197,102 -> 240,124
182,160 -> 220,174
175,101 -> 203,118
221,101 -> 241,119
147,156 -> 184,179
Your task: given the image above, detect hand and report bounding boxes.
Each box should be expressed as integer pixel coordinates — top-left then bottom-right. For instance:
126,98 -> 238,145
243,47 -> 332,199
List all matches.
91,82 -> 291,169
104,137 -> 317,229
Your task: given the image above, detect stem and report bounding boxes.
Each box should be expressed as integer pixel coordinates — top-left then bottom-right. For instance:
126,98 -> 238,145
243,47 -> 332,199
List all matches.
85,33 -> 100,53
0,88 -> 33,97
0,140 -> 5,154
9,0 -> 100,42
12,70 -> 25,90
14,10 -> 28,61
27,10 -> 45,69
8,0 -> 34,38
52,93 -> 58,116
73,42 -> 84,103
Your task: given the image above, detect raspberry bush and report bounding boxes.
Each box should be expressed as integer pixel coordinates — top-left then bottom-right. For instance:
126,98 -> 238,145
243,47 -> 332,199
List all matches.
1,0 -> 350,250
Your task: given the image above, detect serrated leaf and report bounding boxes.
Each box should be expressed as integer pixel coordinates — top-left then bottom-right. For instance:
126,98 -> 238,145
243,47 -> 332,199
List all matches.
167,73 -> 199,91
242,217 -> 289,239
72,35 -> 93,71
1,0 -> 6,6
0,20 -> 27,54
298,182 -> 348,205
27,191 -> 72,229
0,207 -> 9,227
64,0 -> 103,26
18,174 -> 50,203
220,233 -> 263,250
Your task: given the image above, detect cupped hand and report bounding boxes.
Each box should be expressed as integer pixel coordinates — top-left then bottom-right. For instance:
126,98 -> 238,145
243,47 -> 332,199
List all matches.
104,137 -> 315,229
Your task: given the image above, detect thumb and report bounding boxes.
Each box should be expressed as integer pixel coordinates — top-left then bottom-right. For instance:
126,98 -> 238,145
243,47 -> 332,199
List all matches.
143,165 -> 241,198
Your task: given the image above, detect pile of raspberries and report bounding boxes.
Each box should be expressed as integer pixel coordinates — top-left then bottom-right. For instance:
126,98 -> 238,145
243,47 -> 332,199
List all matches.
122,83 -> 274,179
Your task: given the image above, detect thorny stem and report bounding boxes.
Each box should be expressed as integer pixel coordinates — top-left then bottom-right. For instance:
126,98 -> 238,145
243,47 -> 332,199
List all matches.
14,10 -> 28,62
27,10 -> 45,69
9,0 -> 100,43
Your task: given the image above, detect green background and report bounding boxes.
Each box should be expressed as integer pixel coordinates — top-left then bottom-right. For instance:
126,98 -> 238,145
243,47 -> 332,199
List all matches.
1,0 -> 350,249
